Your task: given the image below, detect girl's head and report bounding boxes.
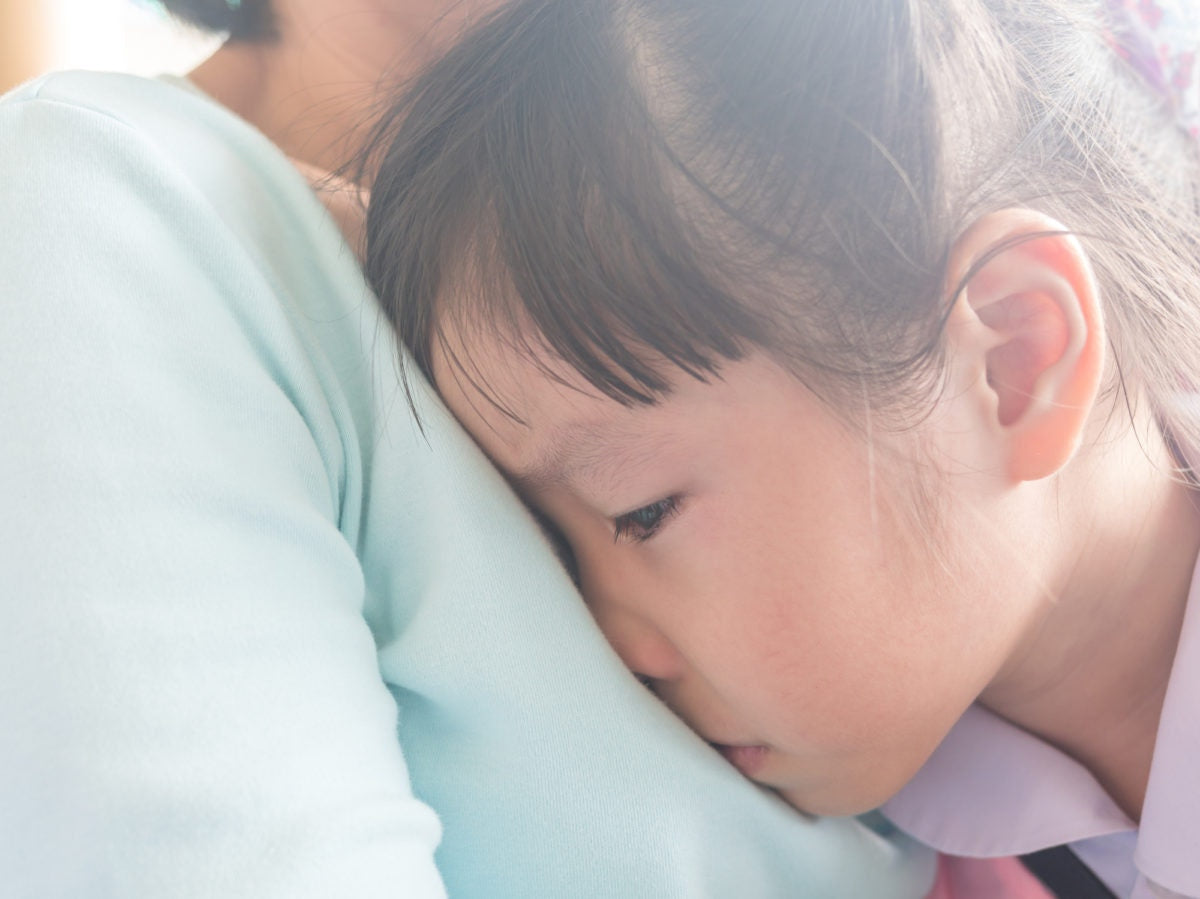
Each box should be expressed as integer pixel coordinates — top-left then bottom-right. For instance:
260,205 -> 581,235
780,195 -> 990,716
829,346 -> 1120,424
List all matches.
364,0 -> 1200,813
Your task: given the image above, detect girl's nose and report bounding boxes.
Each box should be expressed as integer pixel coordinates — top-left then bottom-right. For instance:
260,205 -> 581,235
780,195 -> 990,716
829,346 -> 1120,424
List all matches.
591,603 -> 684,683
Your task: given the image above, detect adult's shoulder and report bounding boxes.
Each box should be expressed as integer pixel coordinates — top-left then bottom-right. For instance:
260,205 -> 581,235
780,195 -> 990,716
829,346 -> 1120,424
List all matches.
4,70 -> 289,191
0,69 -> 383,528
7,69 -> 216,122
3,68 -> 376,402
0,70 -> 446,899
2,70 -> 355,283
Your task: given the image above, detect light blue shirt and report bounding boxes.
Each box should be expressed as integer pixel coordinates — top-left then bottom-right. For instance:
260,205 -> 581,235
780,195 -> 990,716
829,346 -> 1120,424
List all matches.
0,70 -> 933,898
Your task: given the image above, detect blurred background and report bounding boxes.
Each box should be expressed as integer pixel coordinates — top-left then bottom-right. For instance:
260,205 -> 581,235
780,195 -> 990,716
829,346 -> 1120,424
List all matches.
1,0 -> 220,95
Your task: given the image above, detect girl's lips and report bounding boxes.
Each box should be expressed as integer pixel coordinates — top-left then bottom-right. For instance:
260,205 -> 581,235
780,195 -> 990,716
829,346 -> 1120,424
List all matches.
715,743 -> 769,777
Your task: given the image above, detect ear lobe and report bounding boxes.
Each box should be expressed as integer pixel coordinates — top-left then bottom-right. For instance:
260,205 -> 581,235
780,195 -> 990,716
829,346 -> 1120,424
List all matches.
946,209 -> 1105,483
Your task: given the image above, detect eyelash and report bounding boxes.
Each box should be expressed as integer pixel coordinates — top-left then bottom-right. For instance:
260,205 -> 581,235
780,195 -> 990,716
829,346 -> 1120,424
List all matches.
613,496 -> 681,544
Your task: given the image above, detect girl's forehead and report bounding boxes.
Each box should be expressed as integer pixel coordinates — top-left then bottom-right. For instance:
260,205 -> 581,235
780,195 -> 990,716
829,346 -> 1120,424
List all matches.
429,310 -> 634,470
431,288 -> 680,422
432,304 -> 586,409
432,310 -> 712,482
431,309 -> 840,487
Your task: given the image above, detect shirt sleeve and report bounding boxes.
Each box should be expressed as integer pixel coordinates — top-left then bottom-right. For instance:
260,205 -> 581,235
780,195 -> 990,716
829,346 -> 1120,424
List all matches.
0,89 -> 446,898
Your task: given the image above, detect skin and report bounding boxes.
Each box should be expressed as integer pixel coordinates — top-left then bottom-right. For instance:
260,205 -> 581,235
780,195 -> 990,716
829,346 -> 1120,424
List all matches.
433,209 -> 1200,819
0,0 -> 51,94
189,0 -> 492,175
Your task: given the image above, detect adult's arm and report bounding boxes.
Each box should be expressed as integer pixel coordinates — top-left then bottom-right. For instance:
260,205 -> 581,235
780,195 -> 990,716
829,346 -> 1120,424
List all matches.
0,85 -> 445,898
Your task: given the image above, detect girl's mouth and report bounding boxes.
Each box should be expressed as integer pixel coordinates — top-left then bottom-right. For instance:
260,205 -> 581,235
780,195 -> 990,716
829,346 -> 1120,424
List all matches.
714,743 -> 769,777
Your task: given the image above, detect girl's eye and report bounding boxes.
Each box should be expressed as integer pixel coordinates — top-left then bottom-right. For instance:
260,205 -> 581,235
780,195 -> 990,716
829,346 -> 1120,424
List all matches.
613,496 -> 680,544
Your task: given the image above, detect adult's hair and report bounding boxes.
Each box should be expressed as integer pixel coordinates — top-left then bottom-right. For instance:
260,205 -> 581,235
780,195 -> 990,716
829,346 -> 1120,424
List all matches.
364,0 -> 1200,445
158,0 -> 276,41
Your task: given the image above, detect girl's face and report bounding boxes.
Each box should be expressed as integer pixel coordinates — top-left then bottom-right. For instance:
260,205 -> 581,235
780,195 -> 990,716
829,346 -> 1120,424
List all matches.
434,329 -> 1043,815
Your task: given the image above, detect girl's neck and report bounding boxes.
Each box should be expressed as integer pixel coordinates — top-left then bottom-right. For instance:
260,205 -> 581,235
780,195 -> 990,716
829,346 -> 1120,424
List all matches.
979,414 -> 1199,822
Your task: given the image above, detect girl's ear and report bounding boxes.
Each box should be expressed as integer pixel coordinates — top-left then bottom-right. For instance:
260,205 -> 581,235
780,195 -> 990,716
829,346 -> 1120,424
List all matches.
943,208 -> 1105,484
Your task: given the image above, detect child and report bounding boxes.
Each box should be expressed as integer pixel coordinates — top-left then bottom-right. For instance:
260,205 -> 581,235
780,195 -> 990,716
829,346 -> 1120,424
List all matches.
363,0 -> 1200,895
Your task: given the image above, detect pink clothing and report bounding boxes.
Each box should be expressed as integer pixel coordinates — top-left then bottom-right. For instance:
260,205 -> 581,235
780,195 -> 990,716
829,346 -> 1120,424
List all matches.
885,554 -> 1200,898
925,856 -> 1052,899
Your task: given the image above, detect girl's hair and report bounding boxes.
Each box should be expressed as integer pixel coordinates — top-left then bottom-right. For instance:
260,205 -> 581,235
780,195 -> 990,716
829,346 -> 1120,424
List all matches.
363,0 -> 1200,443
158,0 -> 276,41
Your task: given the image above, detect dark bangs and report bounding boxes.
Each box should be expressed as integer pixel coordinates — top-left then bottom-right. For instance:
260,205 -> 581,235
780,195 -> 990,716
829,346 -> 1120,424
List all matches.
364,0 -> 948,411
365,0 -> 795,406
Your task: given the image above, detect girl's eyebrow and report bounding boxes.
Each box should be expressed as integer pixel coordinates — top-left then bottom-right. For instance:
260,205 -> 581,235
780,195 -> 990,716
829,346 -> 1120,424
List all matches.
510,422 -> 624,492
511,419 -> 670,495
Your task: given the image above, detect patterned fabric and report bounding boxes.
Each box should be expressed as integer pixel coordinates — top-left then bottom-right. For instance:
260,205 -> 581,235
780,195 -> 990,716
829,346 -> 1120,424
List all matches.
1108,0 -> 1200,135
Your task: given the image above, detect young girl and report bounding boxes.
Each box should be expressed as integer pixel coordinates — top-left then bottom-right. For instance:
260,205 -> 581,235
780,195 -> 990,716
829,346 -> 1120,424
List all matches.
3,1 -> 950,896
363,0 -> 1200,895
